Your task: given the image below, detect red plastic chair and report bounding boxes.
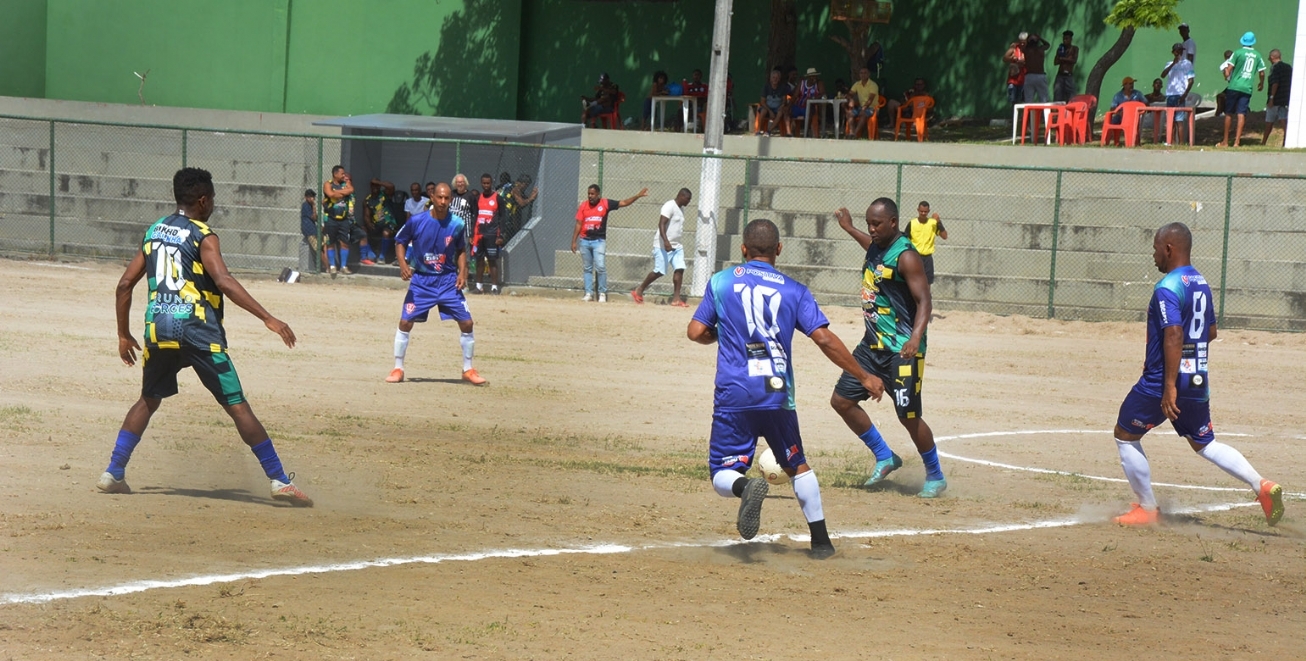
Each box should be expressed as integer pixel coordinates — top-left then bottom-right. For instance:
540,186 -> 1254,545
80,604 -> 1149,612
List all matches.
586,92 -> 626,130
893,95 -> 934,141
1101,100 -> 1145,147
1068,94 -> 1097,141
1046,101 -> 1088,145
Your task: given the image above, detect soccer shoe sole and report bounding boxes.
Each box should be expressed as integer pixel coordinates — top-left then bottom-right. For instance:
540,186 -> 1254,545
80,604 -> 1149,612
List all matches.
917,478 -> 948,499
96,472 -> 131,494
270,483 -> 314,507
736,478 -> 769,540
864,453 -> 904,487
1258,480 -> 1284,526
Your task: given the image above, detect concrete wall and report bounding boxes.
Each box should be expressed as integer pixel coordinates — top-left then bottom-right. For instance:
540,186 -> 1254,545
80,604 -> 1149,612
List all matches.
0,0 -> 47,99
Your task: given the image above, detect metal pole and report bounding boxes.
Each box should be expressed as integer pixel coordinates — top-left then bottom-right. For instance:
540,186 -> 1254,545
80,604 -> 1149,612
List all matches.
1047,170 -> 1063,318
1218,175 -> 1233,324
895,163 -> 903,209
692,0 -> 733,297
181,129 -> 188,168
597,149 -> 605,190
316,136 -> 324,272
455,141 -> 461,174
48,120 -> 55,259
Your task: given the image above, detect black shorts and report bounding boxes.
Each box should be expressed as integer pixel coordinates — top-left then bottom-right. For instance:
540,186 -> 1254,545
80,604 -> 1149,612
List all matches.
833,343 -> 924,419
142,344 -> 246,406
475,235 -> 500,259
324,219 -> 364,245
920,253 -> 935,284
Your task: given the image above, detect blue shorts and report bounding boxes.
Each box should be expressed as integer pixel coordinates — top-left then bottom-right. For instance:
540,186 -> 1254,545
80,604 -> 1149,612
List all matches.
1224,89 -> 1251,116
653,246 -> 685,274
1116,387 -> 1214,444
402,276 -> 470,323
709,408 -> 807,477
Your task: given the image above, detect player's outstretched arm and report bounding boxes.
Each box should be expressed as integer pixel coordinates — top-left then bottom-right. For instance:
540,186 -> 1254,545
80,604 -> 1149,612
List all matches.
834,208 -> 872,251
810,326 -> 883,400
115,251 -> 147,366
686,320 -> 717,345
198,236 -> 296,349
897,250 -> 933,359
618,188 -> 649,208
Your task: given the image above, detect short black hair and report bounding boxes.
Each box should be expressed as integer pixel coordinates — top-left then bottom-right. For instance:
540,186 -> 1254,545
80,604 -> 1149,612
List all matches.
1157,222 -> 1192,251
679,187 -> 692,197
692,69 -> 702,75
331,165 -> 344,175
481,172 -> 494,182
869,197 -> 899,218
173,167 -> 214,206
304,189 -> 316,197
588,184 -> 601,194
425,181 -> 437,189
653,70 -> 668,83
918,200 -> 929,208
743,219 -> 780,257
1063,30 -> 1074,37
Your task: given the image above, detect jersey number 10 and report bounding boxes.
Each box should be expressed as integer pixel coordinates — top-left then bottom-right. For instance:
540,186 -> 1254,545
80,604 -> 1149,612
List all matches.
734,283 -> 782,338
154,243 -> 187,292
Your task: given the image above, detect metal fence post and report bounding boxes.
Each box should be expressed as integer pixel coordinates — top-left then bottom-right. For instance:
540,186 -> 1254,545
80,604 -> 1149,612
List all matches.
895,162 -> 903,208
1218,175 -> 1233,325
597,149 -> 605,191
316,136 -> 324,271
742,157 -> 753,227
48,120 -> 55,259
455,141 -> 461,174
1047,170 -> 1063,319
181,128 -> 188,168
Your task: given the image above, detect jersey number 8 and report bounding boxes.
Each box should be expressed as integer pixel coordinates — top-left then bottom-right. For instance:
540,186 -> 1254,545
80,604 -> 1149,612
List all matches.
1189,291 -> 1207,340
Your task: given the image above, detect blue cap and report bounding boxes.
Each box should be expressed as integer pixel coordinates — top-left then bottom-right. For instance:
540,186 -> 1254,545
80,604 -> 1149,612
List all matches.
1241,31 -> 1256,47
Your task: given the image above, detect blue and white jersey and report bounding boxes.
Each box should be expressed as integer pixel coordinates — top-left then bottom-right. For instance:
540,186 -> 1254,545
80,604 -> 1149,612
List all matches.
396,210 -> 465,279
693,261 -> 829,411
1135,265 -> 1214,401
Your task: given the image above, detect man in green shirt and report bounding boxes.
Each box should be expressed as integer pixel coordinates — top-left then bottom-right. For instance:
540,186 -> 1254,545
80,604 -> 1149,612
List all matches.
1218,32 -> 1267,148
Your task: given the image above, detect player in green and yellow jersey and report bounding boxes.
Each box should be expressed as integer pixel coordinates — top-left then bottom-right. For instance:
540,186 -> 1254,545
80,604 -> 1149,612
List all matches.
831,198 -> 946,498
97,168 -> 312,506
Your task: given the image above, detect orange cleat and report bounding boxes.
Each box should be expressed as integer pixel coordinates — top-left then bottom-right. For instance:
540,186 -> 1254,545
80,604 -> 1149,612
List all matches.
1113,503 -> 1159,526
630,289 -> 644,304
462,368 -> 487,386
385,368 -> 404,383
1256,480 -> 1284,526
670,299 -> 690,307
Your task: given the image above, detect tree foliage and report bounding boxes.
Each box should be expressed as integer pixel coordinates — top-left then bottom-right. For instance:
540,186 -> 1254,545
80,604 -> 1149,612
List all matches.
1084,0 -> 1183,110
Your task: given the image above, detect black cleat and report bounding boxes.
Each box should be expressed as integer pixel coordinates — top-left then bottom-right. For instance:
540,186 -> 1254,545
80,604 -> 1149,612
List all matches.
736,478 -> 769,540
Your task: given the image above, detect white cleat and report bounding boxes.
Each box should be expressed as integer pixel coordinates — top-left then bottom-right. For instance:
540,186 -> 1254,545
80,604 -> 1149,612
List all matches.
271,473 -> 314,507
96,471 -> 131,494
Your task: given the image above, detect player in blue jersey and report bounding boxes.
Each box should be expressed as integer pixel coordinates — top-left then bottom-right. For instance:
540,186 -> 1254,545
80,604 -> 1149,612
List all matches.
1113,222 -> 1283,526
387,182 -> 487,386
98,168 -> 312,506
688,219 -> 883,558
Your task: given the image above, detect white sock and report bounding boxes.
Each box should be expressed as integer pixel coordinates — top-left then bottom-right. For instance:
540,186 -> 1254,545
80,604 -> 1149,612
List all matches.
460,332 -> 474,371
712,470 -> 743,498
476,282 -> 483,291
1116,438 -> 1157,509
792,470 -> 824,523
394,329 -> 410,369
1198,441 -> 1263,490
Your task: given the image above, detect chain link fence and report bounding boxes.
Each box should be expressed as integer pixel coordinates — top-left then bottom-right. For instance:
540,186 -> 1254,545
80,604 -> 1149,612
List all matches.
0,114 -> 1302,331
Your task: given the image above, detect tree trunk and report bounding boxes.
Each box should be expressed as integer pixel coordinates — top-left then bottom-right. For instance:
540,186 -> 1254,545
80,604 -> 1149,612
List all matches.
830,21 -> 871,83
1085,27 -> 1136,108
766,0 -> 797,72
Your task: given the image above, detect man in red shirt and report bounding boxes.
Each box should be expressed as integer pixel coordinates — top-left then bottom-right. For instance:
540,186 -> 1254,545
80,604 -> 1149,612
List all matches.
571,184 -> 648,302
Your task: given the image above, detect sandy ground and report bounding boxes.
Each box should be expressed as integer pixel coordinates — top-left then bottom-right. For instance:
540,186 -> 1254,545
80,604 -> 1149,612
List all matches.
0,257 -> 1303,660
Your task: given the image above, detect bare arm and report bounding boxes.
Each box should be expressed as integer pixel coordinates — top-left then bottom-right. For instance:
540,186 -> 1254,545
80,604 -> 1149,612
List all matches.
1258,69 -> 1266,91
834,207 -> 872,251
571,218 -> 583,252
456,248 -> 467,291
199,236 -> 296,348
372,178 -> 395,196
618,188 -> 649,208
395,241 -> 411,281
932,212 -> 948,240
1209,322 -> 1218,342
686,319 -> 717,345
810,326 -> 883,400
1268,82 -> 1280,106
658,215 -> 672,251
896,250 -> 932,359
1160,324 -> 1183,420
115,252 -> 147,365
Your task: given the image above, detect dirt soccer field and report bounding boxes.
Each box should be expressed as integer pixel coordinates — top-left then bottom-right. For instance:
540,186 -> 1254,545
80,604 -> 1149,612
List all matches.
0,256 -> 1303,660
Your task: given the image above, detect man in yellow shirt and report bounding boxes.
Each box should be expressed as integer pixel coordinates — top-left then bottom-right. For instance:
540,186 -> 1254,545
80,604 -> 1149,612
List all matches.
846,67 -> 880,138
908,201 -> 947,284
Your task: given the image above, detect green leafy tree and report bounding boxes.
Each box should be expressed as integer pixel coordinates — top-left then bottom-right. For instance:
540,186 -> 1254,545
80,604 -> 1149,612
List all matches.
1084,0 -> 1183,105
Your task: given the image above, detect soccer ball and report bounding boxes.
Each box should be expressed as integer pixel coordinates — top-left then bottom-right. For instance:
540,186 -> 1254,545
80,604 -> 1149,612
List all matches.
756,446 -> 789,486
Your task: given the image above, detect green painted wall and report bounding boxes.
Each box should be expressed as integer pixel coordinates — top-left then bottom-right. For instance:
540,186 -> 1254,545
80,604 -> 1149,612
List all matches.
0,0 -> 48,98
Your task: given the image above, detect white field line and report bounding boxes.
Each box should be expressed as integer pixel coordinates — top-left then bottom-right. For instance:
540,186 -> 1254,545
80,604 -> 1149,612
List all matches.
0,430 -> 1289,605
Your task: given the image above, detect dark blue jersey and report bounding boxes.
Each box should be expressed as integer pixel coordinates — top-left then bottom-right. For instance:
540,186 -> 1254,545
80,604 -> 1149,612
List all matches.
396,210 -> 465,279
1135,265 -> 1214,401
692,261 -> 829,411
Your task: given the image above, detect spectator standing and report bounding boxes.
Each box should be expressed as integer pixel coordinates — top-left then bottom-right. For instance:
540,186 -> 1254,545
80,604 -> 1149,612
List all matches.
403,182 -> 426,224
1179,23 -> 1196,64
1263,49 -> 1291,146
791,68 -> 826,136
502,174 -> 538,241
1053,30 -> 1079,102
1162,42 -> 1196,128
1218,32 -> 1266,148
756,67 -> 793,136
472,173 -> 506,294
1004,34 -> 1027,107
299,189 -> 319,273
846,67 -> 879,138
866,41 -> 886,79
571,185 -> 648,302
363,178 -> 397,265
322,165 -> 356,276
1023,33 -> 1051,137
908,201 -> 947,285
631,188 -> 693,307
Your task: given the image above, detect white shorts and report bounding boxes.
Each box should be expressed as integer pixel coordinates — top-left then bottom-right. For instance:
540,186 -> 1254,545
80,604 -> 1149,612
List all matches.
653,246 -> 686,275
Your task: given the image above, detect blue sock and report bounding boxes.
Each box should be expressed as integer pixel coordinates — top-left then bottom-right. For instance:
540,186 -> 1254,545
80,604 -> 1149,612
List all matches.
106,429 -> 142,480
327,248 -> 337,267
362,245 -> 373,260
858,425 -> 893,461
250,439 -> 290,483
920,446 -> 944,481
341,248 -> 350,266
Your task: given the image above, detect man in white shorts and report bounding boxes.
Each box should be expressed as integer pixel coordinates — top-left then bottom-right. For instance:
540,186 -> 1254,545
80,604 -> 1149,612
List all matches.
632,188 -> 693,306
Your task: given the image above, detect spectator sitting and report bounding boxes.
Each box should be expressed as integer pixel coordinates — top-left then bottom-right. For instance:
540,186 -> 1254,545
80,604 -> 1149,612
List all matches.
833,78 -> 850,98
1144,78 -> 1166,105
403,182 -> 426,224
756,67 -> 793,135
1110,77 -> 1146,122
581,73 -> 620,123
886,77 -> 930,121
363,178 -> 397,265
791,67 -> 826,136
685,69 -> 709,98
641,70 -> 670,130
785,65 -> 800,91
845,66 -> 879,138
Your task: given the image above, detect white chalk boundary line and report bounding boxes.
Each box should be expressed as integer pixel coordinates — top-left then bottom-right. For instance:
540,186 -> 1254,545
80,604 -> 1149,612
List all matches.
0,429 -> 1289,606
